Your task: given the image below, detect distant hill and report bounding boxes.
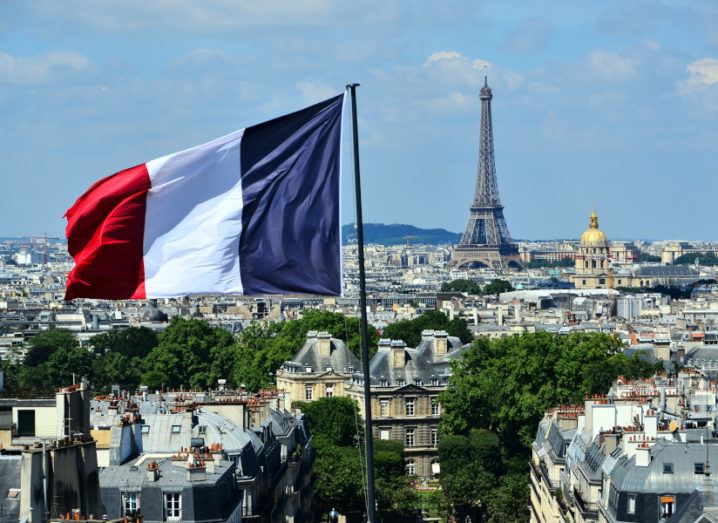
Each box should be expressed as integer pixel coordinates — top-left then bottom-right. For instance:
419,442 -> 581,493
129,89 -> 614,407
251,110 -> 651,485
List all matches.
342,223 -> 461,246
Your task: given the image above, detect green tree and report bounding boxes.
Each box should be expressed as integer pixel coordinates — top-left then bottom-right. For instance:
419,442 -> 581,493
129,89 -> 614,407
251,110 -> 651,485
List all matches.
293,397 -> 361,447
90,327 -> 158,358
383,310 -> 472,346
441,279 -> 482,294
484,474 -> 530,523
141,317 -> 233,390
24,330 -> 79,366
482,279 -> 513,295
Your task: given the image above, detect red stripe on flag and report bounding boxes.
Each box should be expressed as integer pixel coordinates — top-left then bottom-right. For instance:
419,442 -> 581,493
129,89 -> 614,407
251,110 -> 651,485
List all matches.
65,164 -> 150,300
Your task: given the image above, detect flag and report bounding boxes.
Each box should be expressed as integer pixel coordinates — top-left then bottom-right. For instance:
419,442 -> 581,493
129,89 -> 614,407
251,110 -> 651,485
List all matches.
65,94 -> 345,300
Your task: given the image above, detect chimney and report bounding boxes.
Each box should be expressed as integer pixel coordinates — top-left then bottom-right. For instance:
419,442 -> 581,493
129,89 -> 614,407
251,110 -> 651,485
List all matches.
146,461 -> 160,481
602,433 -> 620,455
434,331 -> 448,356
317,332 -> 332,358
635,444 -> 651,467
391,341 -> 406,368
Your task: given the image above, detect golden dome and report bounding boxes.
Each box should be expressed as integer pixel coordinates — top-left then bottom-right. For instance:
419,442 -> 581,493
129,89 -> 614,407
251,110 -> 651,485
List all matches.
580,209 -> 608,246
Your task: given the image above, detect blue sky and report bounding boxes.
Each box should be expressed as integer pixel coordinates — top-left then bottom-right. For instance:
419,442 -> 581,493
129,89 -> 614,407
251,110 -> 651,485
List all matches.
1,1 -> 717,240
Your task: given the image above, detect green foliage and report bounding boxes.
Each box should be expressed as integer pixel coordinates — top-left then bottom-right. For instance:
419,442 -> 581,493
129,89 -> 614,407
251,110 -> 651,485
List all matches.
305,403 -> 419,520
482,279 -> 514,295
439,331 -> 658,520
637,251 -> 661,263
141,317 -> 233,390
525,258 -> 574,268
484,474 -> 530,523
90,327 -> 158,358
441,279 -> 482,294
382,309 -> 472,346
293,397 -> 361,447
25,330 -> 79,366
231,310 -> 379,392
673,252 -> 718,266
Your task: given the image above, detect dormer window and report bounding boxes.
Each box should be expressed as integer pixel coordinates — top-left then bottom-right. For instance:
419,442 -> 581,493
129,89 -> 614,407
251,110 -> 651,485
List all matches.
414,378 -> 422,386
325,366 -> 332,372
431,379 -> 440,386
348,366 -> 355,373
398,379 -> 405,387
380,380 -> 388,387
305,366 -> 312,373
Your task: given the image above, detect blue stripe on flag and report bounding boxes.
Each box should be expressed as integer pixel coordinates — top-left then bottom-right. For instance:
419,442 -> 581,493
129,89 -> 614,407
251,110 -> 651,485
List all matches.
239,94 -> 344,295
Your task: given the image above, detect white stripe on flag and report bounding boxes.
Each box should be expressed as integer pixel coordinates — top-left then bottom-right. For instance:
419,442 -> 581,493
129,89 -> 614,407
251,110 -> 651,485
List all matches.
143,129 -> 245,297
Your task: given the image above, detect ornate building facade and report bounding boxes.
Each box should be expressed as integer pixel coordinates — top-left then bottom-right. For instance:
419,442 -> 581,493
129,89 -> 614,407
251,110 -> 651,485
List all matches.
573,209 -> 612,289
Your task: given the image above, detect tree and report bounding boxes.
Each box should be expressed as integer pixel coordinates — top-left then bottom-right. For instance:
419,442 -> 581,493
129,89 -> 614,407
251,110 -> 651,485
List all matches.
141,318 -> 233,390
484,474 -> 530,523
90,327 -> 158,358
482,279 -> 513,295
382,310 -> 472,346
441,279 -> 482,294
293,397 -> 360,447
25,330 -> 79,366
439,331 -> 659,520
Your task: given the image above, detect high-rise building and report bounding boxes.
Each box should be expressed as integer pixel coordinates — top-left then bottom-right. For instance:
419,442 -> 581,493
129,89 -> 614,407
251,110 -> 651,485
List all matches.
451,77 -> 520,269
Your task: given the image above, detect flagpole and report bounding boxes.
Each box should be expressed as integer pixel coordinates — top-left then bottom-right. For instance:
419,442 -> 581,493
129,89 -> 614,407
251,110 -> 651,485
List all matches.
346,83 -> 378,523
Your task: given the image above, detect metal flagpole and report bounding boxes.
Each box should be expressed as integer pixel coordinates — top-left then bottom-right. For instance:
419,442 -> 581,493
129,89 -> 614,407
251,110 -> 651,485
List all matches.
346,83 -> 378,523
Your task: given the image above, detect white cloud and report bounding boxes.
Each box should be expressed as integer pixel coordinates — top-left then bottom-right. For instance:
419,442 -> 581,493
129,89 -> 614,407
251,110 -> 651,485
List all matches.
0,50 -> 91,85
297,80 -> 337,104
586,50 -> 636,80
678,58 -> 718,92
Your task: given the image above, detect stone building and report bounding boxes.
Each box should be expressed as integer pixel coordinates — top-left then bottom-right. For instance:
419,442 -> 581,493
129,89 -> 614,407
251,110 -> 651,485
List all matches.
276,331 -> 360,405
573,209 -> 612,290
346,330 -> 468,480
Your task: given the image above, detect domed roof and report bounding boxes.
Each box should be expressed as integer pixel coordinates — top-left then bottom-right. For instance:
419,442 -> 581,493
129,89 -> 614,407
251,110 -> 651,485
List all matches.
580,210 -> 608,246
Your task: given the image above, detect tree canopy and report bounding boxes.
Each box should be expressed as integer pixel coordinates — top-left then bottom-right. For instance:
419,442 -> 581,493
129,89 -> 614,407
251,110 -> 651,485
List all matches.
436,331 -> 661,520
382,310 -> 472,347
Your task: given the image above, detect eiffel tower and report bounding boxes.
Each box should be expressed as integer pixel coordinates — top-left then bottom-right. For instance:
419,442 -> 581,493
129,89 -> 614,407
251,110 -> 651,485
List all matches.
451,77 -> 520,269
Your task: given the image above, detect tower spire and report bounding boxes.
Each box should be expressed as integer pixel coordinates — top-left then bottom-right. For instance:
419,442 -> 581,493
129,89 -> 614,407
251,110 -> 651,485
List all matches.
451,78 -> 519,269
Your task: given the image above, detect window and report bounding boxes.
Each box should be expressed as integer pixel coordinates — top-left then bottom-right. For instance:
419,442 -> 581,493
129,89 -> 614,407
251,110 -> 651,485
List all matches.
431,378 -> 440,386
405,399 -> 415,417
380,400 -> 389,417
171,425 -> 181,434
304,385 -> 313,400
431,460 -> 440,476
627,494 -> 636,514
431,429 -> 438,447
197,425 -> 207,434
663,463 -> 674,474
398,379 -> 405,387
380,429 -> 390,440
406,459 -> 415,475
405,428 -> 415,447
695,462 -> 705,474
380,379 -> 388,387
17,410 -> 35,437
141,425 -> 150,434
414,378 -> 422,386
325,384 -> 333,398
660,496 -> 674,518
164,492 -> 181,521
123,492 -> 140,515
348,366 -> 354,373
599,278 -> 606,285
431,399 -> 440,415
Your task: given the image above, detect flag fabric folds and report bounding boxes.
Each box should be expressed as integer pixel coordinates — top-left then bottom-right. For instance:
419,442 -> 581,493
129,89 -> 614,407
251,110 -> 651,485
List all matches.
65,94 -> 345,300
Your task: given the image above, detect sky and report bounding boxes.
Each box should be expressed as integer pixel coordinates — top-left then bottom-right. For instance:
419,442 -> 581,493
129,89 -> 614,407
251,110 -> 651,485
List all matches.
1,1 -> 717,241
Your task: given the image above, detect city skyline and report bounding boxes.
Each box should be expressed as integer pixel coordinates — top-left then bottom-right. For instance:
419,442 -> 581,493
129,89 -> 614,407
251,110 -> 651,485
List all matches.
1,1 -> 717,240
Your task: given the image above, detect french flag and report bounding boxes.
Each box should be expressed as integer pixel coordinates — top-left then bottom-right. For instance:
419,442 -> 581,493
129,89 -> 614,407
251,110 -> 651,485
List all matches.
65,94 -> 345,300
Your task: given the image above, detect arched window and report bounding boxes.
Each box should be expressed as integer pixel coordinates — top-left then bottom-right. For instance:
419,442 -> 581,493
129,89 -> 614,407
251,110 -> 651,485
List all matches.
406,459 -> 415,476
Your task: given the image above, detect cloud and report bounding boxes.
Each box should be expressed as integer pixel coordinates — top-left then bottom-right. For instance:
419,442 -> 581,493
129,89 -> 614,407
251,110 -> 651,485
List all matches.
422,51 -> 491,84
676,58 -> 718,111
678,58 -> 718,92
586,50 -> 636,80
503,18 -> 553,54
0,50 -> 92,85
297,80 -> 338,104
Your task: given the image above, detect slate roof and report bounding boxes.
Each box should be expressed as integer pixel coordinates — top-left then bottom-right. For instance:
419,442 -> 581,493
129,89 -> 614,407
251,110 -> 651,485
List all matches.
610,441 -> 718,495
0,456 -> 21,523
667,478 -> 718,523
283,332 -> 360,373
